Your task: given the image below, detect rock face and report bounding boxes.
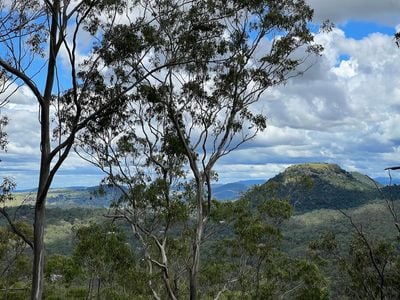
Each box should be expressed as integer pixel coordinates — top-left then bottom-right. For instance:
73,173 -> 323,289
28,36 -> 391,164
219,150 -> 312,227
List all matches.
242,163 -> 380,212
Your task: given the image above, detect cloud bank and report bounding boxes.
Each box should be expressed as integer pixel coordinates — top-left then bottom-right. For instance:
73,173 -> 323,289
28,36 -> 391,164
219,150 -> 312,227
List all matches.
1,7 -> 400,188
216,26 -> 400,183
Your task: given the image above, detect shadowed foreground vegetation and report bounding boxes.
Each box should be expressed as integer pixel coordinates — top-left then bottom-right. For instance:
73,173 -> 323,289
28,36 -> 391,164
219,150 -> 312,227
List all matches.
0,194 -> 398,299
2,163 -> 400,298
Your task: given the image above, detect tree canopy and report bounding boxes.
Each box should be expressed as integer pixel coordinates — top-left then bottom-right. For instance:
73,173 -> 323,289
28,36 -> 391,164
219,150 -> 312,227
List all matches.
0,0 -> 326,299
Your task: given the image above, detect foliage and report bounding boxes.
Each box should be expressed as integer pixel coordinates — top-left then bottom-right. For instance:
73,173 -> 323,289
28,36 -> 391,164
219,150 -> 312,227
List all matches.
45,254 -> 80,286
310,226 -> 400,299
0,190 -> 399,298
0,0 -> 327,298
0,0 -> 137,297
0,178 -> 16,204
203,198 -> 328,299
72,222 -> 148,298
344,237 -> 400,299
0,116 -> 7,151
73,222 -> 132,282
243,163 -> 380,212
0,223 -> 32,299
75,1 -> 323,298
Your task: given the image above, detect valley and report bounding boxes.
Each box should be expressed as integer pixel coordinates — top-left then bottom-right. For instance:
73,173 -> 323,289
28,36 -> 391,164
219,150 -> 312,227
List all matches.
10,162 -> 400,256
2,162 -> 400,299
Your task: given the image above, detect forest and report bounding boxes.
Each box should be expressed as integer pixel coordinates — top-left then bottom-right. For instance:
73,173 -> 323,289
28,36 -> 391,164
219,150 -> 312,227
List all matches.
0,0 -> 399,299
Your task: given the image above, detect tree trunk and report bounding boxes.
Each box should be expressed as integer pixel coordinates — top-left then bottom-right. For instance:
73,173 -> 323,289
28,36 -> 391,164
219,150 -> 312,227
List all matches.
31,202 -> 46,300
97,277 -> 101,300
31,2 -> 58,298
31,95 -> 51,299
87,276 -> 93,300
31,116 -> 51,300
162,272 -> 177,300
189,238 -> 201,300
189,182 -> 205,300
256,261 -> 261,298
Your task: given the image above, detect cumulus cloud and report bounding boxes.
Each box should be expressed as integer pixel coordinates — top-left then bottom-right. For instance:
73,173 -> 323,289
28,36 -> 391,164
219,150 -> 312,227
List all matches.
2,12 -> 400,188
214,26 -> 400,182
215,163 -> 291,183
0,103 -> 105,189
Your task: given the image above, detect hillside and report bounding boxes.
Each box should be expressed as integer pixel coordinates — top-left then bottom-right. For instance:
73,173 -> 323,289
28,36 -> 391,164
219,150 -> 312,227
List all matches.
14,186 -> 122,208
13,180 -> 265,207
242,163 -> 383,212
13,164 -> 399,209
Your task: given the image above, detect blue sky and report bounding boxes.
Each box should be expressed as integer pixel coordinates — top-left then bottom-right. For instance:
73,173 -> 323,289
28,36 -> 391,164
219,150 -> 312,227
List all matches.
1,0 -> 400,189
339,21 -> 396,39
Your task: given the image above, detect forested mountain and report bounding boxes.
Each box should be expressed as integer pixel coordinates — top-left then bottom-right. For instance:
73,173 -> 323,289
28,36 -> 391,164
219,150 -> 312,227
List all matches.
14,163 -> 398,211
3,163 -> 400,299
243,163 -> 385,212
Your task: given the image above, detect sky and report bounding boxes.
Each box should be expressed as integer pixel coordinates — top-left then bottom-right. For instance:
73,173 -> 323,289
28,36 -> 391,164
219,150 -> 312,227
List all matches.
1,0 -> 400,189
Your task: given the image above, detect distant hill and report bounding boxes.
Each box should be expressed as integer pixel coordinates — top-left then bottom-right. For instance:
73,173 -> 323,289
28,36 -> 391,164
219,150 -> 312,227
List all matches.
374,177 -> 400,186
15,164 -> 399,209
13,179 -> 264,207
212,179 -> 265,201
14,186 -> 122,208
242,163 -> 382,212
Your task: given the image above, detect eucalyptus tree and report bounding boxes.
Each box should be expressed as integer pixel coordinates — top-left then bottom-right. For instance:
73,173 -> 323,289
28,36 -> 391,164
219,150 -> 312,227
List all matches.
76,0 -> 324,299
0,181 -> 32,299
72,222 -> 144,299
0,0 -> 188,299
203,199 -> 328,299
0,223 -> 32,299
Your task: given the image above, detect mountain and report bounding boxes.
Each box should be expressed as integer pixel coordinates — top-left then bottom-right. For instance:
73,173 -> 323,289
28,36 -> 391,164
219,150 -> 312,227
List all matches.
13,179 -> 264,207
242,163 -> 382,212
14,186 -> 121,208
212,179 -> 265,200
15,164 -> 398,209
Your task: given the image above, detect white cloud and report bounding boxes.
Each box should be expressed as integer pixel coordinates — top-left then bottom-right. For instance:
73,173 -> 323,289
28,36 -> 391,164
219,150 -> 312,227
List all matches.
215,163 -> 291,183
2,8 -> 400,188
333,58 -> 358,78
214,26 -> 400,182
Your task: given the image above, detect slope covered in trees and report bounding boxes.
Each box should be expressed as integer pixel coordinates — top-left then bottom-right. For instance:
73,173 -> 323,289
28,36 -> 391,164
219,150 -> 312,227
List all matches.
243,163 -> 383,212
1,183 -> 400,298
12,163 -> 397,211
0,0 -> 324,298
0,0 -> 399,299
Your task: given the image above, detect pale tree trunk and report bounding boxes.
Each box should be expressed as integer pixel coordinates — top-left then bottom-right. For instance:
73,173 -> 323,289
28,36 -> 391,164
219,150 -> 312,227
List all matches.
169,110 -> 207,300
31,202 -> 46,300
31,93 -> 51,300
189,181 -> 205,300
158,240 -> 177,300
31,1 -> 57,297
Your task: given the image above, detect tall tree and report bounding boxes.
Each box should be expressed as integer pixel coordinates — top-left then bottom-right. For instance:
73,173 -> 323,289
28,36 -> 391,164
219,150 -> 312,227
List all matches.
0,2 -> 115,298
0,0 -> 184,298
72,222 -> 142,299
77,0 -> 324,299
203,198 -> 328,299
